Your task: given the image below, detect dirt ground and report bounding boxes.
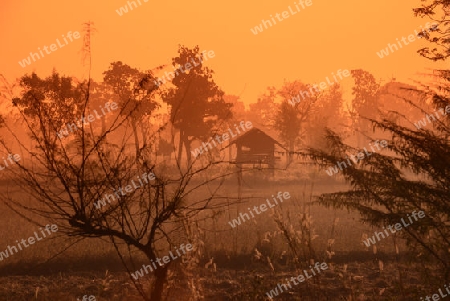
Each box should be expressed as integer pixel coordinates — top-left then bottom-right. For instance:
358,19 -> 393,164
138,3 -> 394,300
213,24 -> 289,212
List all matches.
0,256 -> 442,301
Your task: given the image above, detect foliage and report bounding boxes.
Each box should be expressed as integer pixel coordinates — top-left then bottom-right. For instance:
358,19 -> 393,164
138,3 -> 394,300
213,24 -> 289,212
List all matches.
162,45 -> 232,166
349,69 -> 381,145
413,0 -> 450,60
307,80 -> 450,278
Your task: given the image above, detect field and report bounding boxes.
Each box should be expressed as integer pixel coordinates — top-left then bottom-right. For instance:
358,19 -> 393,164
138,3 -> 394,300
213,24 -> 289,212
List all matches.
0,175 -> 442,301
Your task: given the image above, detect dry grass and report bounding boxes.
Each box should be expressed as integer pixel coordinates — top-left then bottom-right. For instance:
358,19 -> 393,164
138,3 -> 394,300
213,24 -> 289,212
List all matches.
0,178 -> 439,300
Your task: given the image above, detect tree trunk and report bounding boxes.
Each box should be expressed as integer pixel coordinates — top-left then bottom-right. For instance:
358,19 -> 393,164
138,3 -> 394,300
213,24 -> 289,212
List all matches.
131,119 -> 140,159
184,137 -> 192,167
169,124 -> 176,164
139,119 -> 149,160
101,116 -> 106,139
149,264 -> 170,301
140,119 -> 148,146
177,130 -> 184,165
288,139 -> 295,165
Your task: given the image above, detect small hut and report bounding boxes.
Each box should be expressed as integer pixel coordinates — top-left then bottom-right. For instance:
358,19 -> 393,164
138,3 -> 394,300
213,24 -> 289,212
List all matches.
228,127 -> 286,171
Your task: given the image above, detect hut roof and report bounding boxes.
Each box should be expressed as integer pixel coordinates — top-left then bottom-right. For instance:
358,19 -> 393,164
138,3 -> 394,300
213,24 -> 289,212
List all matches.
228,126 -> 286,150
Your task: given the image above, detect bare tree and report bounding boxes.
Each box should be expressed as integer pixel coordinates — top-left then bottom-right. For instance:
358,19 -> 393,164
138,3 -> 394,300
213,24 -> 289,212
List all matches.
0,70 -> 235,301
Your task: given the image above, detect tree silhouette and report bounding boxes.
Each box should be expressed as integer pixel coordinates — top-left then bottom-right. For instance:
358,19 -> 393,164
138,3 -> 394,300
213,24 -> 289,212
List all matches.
305,83 -> 345,150
103,61 -> 159,159
3,70 -> 234,300
349,69 -> 381,147
162,45 -> 232,167
307,76 -> 450,280
413,1 -> 449,60
274,80 -> 318,162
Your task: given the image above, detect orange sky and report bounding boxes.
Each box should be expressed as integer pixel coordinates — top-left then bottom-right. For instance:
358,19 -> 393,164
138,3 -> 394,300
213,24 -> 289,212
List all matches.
0,0 -> 447,107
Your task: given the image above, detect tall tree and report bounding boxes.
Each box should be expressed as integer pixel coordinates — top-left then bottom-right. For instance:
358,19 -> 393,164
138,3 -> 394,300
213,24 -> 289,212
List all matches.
12,72 -> 85,139
162,45 -> 232,167
274,80 -> 318,162
307,64 -> 450,285
305,83 -> 345,150
274,100 -> 301,161
103,61 -> 159,159
309,83 -> 450,281
349,69 -> 381,146
306,4 -> 450,283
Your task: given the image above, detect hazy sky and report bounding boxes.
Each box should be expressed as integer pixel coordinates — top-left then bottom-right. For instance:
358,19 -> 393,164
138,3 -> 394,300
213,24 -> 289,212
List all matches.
0,0 -> 447,106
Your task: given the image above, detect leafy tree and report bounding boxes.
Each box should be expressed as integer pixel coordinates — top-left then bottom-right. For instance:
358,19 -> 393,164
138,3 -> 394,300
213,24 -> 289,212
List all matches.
349,69 -> 381,146
274,100 -> 301,161
274,80 -> 318,162
307,77 -> 450,283
88,80 -> 118,138
162,45 -> 232,167
306,3 -> 450,282
103,61 -> 159,159
305,83 -> 345,150
12,72 -> 85,139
